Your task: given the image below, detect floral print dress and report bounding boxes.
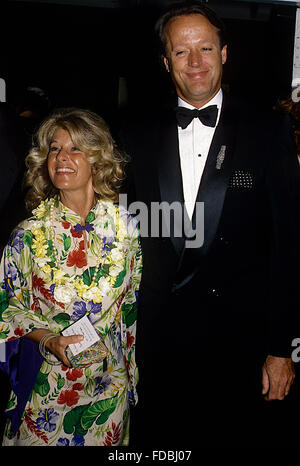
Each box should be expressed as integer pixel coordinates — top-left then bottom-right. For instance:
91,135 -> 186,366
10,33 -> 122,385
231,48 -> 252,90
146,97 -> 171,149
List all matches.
0,196 -> 142,446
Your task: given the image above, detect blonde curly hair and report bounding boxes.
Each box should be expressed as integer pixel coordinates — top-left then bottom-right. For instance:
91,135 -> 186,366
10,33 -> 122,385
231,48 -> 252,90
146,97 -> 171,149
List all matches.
24,107 -> 128,211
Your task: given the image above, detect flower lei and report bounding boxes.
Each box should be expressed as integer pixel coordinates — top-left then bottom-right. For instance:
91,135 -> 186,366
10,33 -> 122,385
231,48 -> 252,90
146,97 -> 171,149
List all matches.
30,198 -> 128,305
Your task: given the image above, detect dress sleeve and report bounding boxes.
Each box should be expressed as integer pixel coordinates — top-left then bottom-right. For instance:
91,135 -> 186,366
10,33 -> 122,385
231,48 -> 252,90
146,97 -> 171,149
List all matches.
0,224 -> 50,343
120,216 -> 142,406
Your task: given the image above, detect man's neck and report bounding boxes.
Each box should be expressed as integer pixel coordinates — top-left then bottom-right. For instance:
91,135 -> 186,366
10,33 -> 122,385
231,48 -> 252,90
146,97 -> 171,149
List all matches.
178,88 -> 223,110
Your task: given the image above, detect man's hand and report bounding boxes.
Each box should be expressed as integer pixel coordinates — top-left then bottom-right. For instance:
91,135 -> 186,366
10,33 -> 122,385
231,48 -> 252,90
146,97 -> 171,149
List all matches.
262,355 -> 295,401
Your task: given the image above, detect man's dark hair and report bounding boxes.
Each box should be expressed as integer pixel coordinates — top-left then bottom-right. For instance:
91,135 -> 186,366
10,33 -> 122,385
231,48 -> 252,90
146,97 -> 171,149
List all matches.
155,1 -> 228,58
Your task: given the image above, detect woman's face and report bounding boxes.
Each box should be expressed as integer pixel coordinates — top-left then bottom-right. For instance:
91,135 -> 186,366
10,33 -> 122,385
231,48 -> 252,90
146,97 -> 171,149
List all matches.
47,127 -> 94,196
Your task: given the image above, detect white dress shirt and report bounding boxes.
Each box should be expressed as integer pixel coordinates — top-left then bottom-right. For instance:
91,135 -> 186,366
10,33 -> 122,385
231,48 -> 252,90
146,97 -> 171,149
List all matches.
178,89 -> 223,218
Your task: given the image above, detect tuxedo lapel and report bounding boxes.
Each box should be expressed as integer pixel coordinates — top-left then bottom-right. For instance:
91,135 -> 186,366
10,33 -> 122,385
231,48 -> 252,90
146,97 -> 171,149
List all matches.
190,95 -> 239,254
156,97 -> 239,258
157,112 -> 186,256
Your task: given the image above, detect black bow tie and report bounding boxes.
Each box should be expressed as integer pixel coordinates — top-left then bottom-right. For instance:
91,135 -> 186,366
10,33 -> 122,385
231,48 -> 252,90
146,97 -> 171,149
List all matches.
175,105 -> 218,129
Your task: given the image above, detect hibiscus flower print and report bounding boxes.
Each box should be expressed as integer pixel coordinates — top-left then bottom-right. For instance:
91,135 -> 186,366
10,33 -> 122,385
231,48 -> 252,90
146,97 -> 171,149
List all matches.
73,383 -> 84,391
36,408 -> 59,433
57,389 -> 79,407
126,331 -> 135,349
66,368 -> 83,381
70,226 -> 83,238
66,248 -> 87,268
0,197 -> 141,446
62,220 -> 71,230
14,327 -> 25,337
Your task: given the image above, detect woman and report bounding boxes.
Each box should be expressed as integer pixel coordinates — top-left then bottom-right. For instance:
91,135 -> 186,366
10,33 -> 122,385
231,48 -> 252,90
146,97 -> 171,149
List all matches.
0,108 -> 142,446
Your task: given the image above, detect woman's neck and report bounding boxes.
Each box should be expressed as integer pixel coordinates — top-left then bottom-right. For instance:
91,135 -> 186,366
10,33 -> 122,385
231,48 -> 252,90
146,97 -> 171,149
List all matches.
59,189 -> 96,224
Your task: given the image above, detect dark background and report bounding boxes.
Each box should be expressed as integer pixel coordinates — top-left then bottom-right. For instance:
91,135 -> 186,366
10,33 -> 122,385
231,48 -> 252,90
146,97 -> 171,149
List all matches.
0,0 -> 298,445
2,0 -> 297,129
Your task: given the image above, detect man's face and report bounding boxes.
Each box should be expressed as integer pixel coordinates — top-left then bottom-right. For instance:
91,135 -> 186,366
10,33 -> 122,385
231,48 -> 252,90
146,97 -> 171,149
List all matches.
163,14 -> 227,108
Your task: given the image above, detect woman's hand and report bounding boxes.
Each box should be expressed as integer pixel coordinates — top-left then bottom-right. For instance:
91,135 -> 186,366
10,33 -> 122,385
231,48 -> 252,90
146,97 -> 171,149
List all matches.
26,329 -> 84,367
46,333 -> 84,367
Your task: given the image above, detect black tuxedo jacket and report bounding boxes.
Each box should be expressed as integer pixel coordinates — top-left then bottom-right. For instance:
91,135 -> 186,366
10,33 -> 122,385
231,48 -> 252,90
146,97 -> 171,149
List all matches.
120,94 -> 300,361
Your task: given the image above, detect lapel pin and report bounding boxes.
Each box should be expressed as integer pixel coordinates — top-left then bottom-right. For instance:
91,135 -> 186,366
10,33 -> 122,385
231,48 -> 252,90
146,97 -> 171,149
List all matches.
216,145 -> 226,170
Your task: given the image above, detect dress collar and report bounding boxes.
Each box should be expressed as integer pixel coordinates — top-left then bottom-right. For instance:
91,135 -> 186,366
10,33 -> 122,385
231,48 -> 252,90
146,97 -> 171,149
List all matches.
51,194 -> 102,224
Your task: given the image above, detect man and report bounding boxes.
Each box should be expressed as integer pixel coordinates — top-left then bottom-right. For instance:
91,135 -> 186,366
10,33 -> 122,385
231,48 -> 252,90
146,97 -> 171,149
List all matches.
120,2 -> 300,447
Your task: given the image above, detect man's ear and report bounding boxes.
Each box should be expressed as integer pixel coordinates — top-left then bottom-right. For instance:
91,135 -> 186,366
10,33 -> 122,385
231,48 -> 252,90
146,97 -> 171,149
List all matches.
163,56 -> 170,72
221,45 -> 227,65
